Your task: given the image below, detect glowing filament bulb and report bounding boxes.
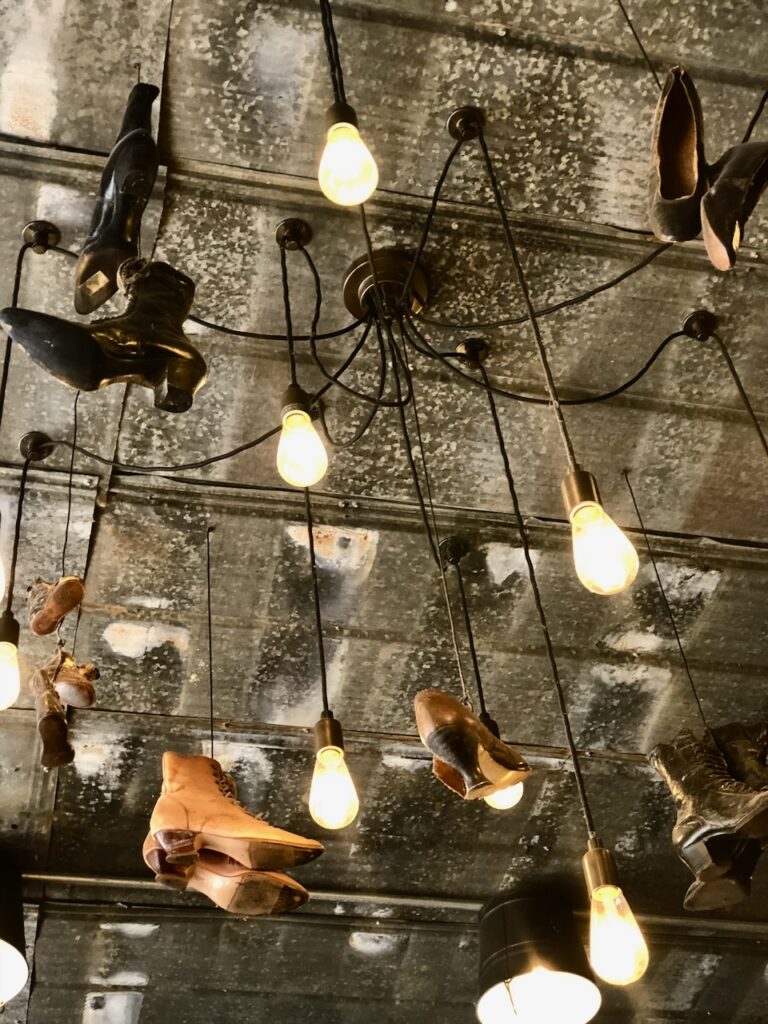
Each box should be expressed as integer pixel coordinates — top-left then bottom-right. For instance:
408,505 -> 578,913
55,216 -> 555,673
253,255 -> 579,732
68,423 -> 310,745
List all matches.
318,122 -> 378,206
569,502 -> 639,595
477,966 -> 602,1024
0,937 -> 28,1006
276,409 -> 328,488
309,745 -> 359,830
589,884 -> 649,986
484,782 -> 525,810
0,641 -> 20,711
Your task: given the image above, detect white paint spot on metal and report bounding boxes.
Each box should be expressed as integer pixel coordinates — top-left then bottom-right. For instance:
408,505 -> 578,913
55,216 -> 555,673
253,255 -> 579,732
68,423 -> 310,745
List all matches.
381,754 -> 427,773
0,0 -> 66,139
82,992 -> 143,1024
348,932 -> 405,955
286,524 -> 379,580
604,629 -> 664,653
102,622 -> 190,658
71,739 -> 128,793
127,596 -> 173,610
88,971 -> 148,988
99,923 -> 158,939
485,543 -> 538,585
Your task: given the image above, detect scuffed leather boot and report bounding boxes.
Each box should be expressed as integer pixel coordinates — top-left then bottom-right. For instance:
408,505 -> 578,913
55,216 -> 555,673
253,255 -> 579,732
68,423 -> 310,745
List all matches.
141,834 -> 308,914
711,721 -> 768,790
52,652 -> 98,709
648,66 -> 708,241
701,142 -> 768,270
683,838 -> 761,912
149,752 -> 324,869
1,259 -> 207,413
27,576 -> 85,636
32,665 -> 74,769
414,689 -> 530,800
74,82 -> 160,313
649,729 -> 768,854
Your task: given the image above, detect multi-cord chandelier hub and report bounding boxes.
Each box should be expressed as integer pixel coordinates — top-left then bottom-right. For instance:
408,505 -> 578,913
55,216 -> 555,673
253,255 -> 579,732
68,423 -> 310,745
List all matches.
342,247 -> 429,319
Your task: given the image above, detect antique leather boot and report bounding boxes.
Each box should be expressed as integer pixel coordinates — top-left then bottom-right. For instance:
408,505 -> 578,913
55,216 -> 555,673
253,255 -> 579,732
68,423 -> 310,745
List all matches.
1,259 -> 207,413
141,834 -> 308,914
701,142 -> 768,270
27,576 -> 85,636
711,721 -> 768,789
648,66 -> 708,241
649,729 -> 768,856
682,838 -> 761,912
414,689 -> 530,800
32,666 -> 74,768
149,752 -> 324,869
74,82 -> 160,313
52,652 -> 98,709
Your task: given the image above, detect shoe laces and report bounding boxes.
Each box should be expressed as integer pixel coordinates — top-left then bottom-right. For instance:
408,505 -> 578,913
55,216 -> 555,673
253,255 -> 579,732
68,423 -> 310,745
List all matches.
698,743 -> 752,793
210,763 -> 259,815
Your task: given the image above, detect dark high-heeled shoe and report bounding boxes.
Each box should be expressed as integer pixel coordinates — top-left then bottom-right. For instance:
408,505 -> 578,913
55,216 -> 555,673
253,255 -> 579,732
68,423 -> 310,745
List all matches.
414,689 -> 530,800
1,259 -> 207,413
701,141 -> 768,270
682,838 -> 762,912
74,82 -> 160,314
648,66 -> 708,242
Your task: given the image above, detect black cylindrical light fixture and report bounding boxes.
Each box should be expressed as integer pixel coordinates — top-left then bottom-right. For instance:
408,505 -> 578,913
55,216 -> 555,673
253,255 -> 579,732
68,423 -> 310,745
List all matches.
477,892 -> 601,1024
0,857 -> 28,1007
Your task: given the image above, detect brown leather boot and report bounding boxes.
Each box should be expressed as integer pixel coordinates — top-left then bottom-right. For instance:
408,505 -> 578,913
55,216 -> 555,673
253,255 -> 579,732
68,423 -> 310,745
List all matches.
27,576 -> 85,636
149,752 -> 324,869
141,834 -> 308,914
683,838 -> 761,912
32,666 -> 74,769
711,722 -> 768,790
52,652 -> 98,709
414,689 -> 530,800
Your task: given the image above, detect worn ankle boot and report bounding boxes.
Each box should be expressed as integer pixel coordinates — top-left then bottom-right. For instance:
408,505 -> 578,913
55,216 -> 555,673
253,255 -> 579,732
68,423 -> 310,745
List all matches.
711,721 -> 768,790
683,838 -> 762,912
1,259 -> 207,413
52,652 -> 98,709
32,666 -> 74,768
648,66 -> 708,241
149,752 -> 324,869
414,689 -> 530,800
649,729 -> 768,856
27,576 -> 85,636
701,142 -> 768,270
142,834 -> 308,914
74,82 -> 160,313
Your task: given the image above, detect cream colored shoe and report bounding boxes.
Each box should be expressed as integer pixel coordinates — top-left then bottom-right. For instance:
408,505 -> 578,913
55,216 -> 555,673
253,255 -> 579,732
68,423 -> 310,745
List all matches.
149,752 -> 324,869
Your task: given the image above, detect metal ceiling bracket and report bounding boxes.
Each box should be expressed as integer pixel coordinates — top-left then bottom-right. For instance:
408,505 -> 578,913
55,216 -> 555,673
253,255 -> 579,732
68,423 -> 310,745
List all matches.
439,534 -> 471,566
455,337 -> 490,368
342,248 -> 429,319
18,431 -> 55,461
682,309 -> 718,342
447,106 -> 486,140
22,220 -> 61,255
275,218 -> 313,250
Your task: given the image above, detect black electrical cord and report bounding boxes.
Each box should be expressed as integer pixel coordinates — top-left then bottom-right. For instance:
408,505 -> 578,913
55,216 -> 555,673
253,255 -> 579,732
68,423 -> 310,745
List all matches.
205,524 -> 216,760
713,332 -> 768,464
476,359 -> 596,836
279,243 -> 298,385
0,241 -> 34,438
451,559 -> 488,717
304,487 -> 330,713
614,0 -> 662,91
60,390 -> 80,579
318,0 -> 346,106
5,457 -> 31,615
318,323 -> 387,448
743,88 -> 768,143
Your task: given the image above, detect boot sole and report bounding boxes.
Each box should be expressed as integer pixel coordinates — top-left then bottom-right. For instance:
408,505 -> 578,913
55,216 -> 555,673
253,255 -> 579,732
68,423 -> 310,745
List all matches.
214,874 -> 308,917
30,578 -> 85,636
700,200 -> 735,271
153,829 -> 323,870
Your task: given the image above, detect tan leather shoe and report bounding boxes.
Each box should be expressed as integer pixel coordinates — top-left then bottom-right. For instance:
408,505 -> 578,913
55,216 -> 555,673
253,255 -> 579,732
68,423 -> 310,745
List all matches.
149,752 -> 324,869
52,652 -> 98,709
414,689 -> 530,800
27,576 -> 85,636
141,833 -> 308,914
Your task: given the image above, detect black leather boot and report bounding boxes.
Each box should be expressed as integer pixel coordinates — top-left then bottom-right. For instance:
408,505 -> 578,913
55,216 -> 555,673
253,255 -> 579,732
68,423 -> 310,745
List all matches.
414,689 -> 530,800
648,66 -> 708,242
32,663 -> 74,769
74,82 -> 160,314
701,142 -> 768,270
1,259 -> 206,413
682,837 -> 761,911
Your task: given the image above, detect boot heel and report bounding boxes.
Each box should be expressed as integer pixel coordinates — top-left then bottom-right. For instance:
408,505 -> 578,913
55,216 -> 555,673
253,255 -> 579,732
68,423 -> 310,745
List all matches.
428,724 -> 485,792
154,829 -> 198,865
680,838 -> 731,881
154,355 -> 205,414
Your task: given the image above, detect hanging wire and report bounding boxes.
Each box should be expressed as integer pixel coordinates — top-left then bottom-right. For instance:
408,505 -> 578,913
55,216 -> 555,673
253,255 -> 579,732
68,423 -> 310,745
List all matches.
318,0 -> 347,105
743,88 -> 768,143
614,0 -> 662,91
475,128 -> 577,468
450,557 -> 488,716
622,469 -> 709,730
279,244 -> 298,386
477,360 -> 596,836
713,332 -> 768,463
60,390 -> 80,578
304,488 -> 330,713
5,458 -> 31,615
205,525 -> 216,760
0,240 -> 34,438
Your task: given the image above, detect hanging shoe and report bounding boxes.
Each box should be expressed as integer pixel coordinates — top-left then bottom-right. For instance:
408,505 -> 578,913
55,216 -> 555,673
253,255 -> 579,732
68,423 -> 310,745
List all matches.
1,259 -> 207,413
141,834 -> 308,914
27,576 -> 85,637
52,652 -> 98,709
32,666 -> 74,769
414,689 -> 530,800
149,752 -> 324,869
648,66 -> 708,242
701,142 -> 768,270
711,721 -> 768,789
683,838 -> 762,912
648,729 -> 768,857
74,82 -> 160,314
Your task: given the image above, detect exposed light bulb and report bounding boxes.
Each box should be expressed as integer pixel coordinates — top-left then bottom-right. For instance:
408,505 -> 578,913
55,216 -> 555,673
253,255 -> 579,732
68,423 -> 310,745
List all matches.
318,102 -> 378,206
0,642 -> 20,711
569,502 -> 639,595
276,408 -> 328,488
309,745 -> 359,830
0,937 -> 28,1006
477,967 -> 602,1024
589,884 -> 649,986
484,781 -> 525,810
0,558 -> 6,604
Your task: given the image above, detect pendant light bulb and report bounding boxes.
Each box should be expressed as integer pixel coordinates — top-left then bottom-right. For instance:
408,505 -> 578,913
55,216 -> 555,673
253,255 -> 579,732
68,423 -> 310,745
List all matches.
277,387 -> 328,489
0,938 -> 28,1007
309,713 -> 359,830
318,103 -> 378,207
562,468 -> 638,595
582,839 -> 648,987
0,612 -> 21,711
484,782 -> 525,810
0,857 -> 28,1007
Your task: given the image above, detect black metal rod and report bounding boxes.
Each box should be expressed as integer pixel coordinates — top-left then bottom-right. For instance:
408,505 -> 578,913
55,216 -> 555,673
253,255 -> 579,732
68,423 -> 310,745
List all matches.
6,457 -> 31,614
304,487 -> 330,713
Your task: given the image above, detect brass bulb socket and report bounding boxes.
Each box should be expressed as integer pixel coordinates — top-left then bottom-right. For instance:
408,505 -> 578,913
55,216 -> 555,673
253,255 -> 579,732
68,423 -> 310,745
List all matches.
561,466 -> 601,518
0,610 -> 20,647
325,101 -> 358,130
314,711 -> 345,753
281,384 -> 311,419
582,838 -> 618,895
